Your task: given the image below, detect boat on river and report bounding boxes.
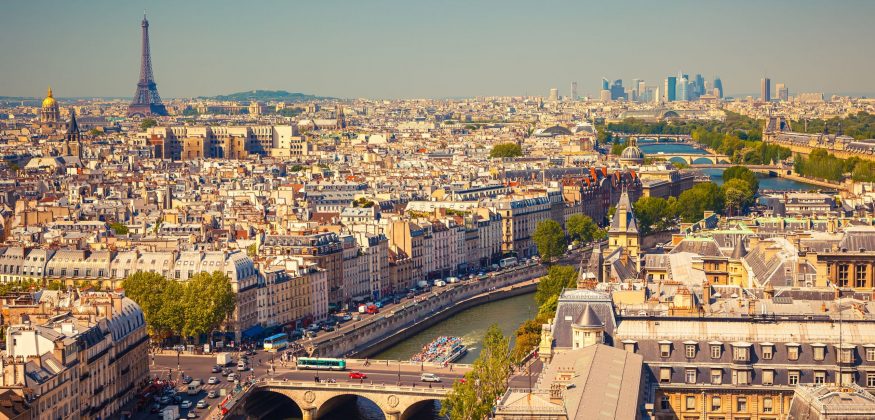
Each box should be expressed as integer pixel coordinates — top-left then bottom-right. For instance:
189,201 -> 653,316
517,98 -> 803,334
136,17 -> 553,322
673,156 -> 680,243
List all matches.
410,336 -> 467,364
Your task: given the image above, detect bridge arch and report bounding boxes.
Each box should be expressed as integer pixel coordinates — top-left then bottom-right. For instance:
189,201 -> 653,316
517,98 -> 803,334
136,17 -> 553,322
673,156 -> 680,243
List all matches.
692,156 -> 715,165
669,156 -> 690,165
243,388 -> 304,419
401,398 -> 445,420
316,393 -> 385,419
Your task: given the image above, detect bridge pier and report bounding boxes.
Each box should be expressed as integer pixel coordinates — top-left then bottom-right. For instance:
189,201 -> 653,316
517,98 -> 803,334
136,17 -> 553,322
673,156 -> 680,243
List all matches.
385,411 -> 401,420
301,407 -> 317,420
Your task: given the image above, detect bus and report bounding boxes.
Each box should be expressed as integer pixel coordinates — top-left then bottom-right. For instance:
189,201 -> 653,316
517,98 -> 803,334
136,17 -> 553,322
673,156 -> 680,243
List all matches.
296,357 -> 347,371
263,333 -> 289,352
187,379 -> 202,395
499,256 -> 518,268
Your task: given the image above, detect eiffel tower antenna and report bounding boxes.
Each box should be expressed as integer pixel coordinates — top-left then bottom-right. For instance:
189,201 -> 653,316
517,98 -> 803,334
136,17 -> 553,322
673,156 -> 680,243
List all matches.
127,12 -> 168,117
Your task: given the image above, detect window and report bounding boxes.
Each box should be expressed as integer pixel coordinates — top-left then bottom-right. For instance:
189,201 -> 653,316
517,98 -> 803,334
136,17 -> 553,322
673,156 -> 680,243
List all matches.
660,396 -> 669,410
685,368 -> 697,384
711,396 -> 722,411
866,347 -> 875,362
814,346 -> 825,361
788,346 -> 799,361
686,344 -> 696,359
762,369 -> 774,385
733,369 -> 749,385
733,346 -> 749,362
856,265 -> 868,288
763,397 -> 773,413
711,344 -> 722,359
841,372 -> 854,386
838,264 -> 849,287
762,345 -> 773,360
660,343 -> 671,358
839,348 -> 854,363
814,371 -> 826,384
867,373 -> 875,387
660,367 -> 671,383
789,371 -> 800,385
686,396 -> 696,410
737,397 -> 747,412
711,369 -> 723,384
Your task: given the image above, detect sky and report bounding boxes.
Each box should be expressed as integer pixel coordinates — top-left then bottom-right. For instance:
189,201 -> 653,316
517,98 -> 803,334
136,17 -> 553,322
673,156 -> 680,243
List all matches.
2,0 -> 875,99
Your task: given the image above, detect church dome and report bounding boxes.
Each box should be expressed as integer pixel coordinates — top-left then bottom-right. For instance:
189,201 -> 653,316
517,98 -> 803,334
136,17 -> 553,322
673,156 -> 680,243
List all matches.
620,145 -> 645,163
42,87 -> 57,108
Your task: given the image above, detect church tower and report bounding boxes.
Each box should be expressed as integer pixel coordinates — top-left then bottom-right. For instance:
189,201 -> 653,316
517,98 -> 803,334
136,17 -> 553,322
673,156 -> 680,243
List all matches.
607,189 -> 640,258
336,105 -> 346,129
65,109 -> 81,159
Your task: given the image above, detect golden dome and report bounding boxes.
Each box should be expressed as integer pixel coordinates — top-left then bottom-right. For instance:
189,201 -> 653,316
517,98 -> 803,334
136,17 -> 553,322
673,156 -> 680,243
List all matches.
42,87 -> 57,108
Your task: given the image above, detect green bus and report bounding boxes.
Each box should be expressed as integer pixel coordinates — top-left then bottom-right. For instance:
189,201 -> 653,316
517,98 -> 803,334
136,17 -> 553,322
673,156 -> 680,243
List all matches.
296,357 -> 347,371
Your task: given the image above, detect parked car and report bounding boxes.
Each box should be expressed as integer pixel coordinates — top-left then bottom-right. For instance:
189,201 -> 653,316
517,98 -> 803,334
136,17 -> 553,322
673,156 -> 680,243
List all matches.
180,401 -> 192,409
211,365 -> 221,373
196,401 -> 208,409
181,376 -> 193,384
207,390 -> 218,399
420,373 -> 441,382
207,377 -> 219,385
348,371 -> 367,379
187,412 -> 197,418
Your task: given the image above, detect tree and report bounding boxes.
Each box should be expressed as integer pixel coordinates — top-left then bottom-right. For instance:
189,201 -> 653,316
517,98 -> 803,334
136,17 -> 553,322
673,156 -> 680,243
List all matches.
677,182 -> 725,222
140,118 -> 157,131
290,164 -> 303,172
109,222 -> 129,235
180,271 -> 236,340
88,128 -> 102,137
532,220 -> 566,260
181,107 -> 199,116
535,265 -> 577,306
566,214 -> 597,243
489,143 -> 522,158
246,244 -> 257,258
723,166 -> 759,195
633,196 -> 674,236
722,178 -> 754,216
123,272 -> 178,336
442,325 -> 513,420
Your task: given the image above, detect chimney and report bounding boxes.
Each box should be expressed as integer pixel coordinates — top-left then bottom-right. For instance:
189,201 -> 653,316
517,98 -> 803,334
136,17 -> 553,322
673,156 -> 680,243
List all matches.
748,235 -> 759,250
112,294 -> 123,318
703,280 -> 712,304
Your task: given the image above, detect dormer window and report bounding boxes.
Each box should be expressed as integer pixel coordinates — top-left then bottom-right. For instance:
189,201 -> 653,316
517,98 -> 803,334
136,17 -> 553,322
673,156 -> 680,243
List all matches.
684,342 -> 697,359
761,343 -> 774,360
732,343 -> 751,361
710,343 -> 722,359
659,341 -> 672,358
813,343 -> 826,361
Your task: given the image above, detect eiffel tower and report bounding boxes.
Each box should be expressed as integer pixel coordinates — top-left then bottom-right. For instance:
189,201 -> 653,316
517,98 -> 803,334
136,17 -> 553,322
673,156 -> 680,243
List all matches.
127,13 -> 168,117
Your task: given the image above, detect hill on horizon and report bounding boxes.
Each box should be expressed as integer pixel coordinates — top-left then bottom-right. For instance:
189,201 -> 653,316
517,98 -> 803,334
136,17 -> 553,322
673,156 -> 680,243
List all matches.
204,90 -> 331,102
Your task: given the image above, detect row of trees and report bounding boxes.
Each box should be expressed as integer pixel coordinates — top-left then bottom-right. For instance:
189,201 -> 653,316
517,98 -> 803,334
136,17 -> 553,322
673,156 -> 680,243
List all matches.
691,128 -> 791,165
512,265 -> 577,361
605,111 -> 764,139
532,215 -> 606,260
792,112 -> 875,140
794,149 -> 875,182
489,142 -> 523,158
122,271 -> 235,340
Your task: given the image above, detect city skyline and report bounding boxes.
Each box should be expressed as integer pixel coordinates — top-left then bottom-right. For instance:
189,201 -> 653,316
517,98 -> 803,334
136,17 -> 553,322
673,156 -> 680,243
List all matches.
2,0 -> 875,99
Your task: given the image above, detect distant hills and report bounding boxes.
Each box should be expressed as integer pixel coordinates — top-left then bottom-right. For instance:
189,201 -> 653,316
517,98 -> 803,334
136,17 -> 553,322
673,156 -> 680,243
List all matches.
204,90 -> 331,102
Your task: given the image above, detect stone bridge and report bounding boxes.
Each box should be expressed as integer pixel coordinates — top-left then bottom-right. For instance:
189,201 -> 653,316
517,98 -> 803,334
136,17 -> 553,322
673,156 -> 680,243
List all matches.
234,380 -> 450,420
649,152 -> 731,165
610,133 -> 693,143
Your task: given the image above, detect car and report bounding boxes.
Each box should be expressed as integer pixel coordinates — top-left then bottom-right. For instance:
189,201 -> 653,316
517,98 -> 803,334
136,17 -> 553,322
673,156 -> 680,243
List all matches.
207,377 -> 219,385
305,330 -> 318,338
221,368 -> 232,376
341,314 -> 352,322
180,401 -> 192,409
207,390 -> 218,399
348,371 -> 367,379
196,401 -> 208,409
211,366 -> 221,373
420,373 -> 441,382
187,412 -> 197,418
321,324 -> 335,332
227,373 -> 236,382
245,349 -> 255,356
181,376 -> 193,384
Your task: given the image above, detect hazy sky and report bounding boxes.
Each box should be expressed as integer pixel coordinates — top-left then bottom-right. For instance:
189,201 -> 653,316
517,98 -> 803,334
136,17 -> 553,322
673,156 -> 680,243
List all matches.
2,0 -> 874,99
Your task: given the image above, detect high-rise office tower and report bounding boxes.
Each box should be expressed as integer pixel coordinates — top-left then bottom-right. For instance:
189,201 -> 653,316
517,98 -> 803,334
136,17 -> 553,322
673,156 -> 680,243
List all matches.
761,78 -> 771,102
548,88 -> 559,102
637,80 -> 647,101
676,76 -> 688,101
776,83 -> 789,101
610,80 -> 626,100
631,79 -> 642,100
653,87 -> 661,104
694,74 -> 705,97
602,78 -> 610,91
713,77 -> 723,98
665,77 -> 677,102
570,82 -> 578,101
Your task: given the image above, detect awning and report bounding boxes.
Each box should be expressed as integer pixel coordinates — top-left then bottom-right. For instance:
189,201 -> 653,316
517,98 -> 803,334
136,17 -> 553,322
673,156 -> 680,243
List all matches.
242,324 -> 265,339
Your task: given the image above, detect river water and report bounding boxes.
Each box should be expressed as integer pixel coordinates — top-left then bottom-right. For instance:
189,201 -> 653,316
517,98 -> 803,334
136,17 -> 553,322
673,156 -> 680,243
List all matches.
638,142 -> 819,191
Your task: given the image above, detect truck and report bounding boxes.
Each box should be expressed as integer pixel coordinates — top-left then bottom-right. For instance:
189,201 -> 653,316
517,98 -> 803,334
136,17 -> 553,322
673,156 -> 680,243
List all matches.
417,280 -> 430,289
187,379 -> 202,395
499,257 -> 518,268
162,406 -> 179,420
366,304 -> 379,314
216,352 -> 233,367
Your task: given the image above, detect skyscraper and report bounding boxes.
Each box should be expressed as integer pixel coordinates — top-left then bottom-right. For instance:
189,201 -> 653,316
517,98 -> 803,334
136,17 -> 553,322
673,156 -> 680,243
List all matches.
761,78 -> 771,102
694,74 -> 705,97
776,83 -> 789,101
665,77 -> 677,102
713,77 -> 723,98
602,78 -> 610,91
631,79 -> 642,100
610,80 -> 626,100
637,80 -> 647,102
676,75 -> 688,101
570,82 -> 578,101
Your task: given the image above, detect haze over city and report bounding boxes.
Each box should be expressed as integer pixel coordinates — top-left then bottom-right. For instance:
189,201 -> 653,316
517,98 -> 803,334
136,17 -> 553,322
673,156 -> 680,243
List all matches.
2,0 -> 875,99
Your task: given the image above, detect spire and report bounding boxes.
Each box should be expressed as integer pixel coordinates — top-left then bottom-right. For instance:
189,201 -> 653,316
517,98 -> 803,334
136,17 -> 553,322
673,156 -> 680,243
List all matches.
575,304 -> 603,328
66,109 -> 79,136
47,86 -> 53,98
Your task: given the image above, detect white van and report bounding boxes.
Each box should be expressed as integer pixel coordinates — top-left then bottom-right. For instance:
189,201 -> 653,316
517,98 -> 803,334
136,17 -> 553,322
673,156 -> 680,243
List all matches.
237,359 -> 249,371
420,373 -> 441,382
